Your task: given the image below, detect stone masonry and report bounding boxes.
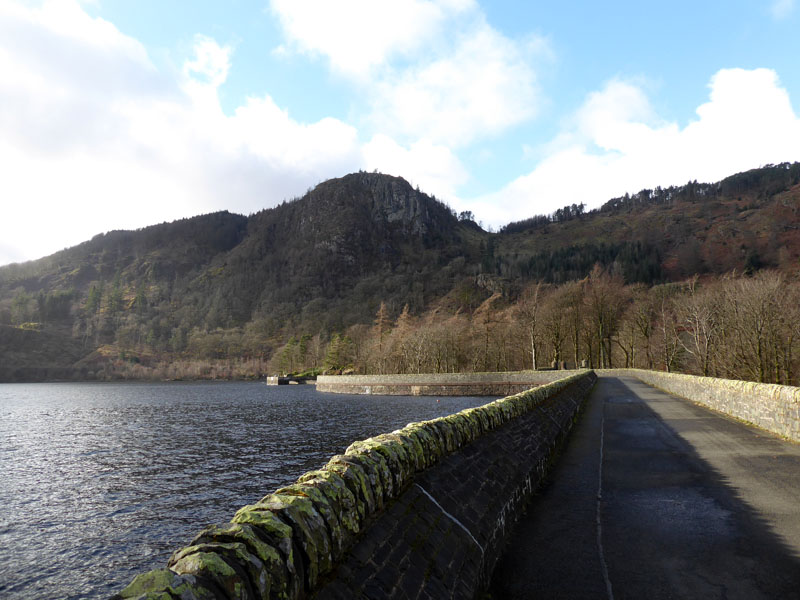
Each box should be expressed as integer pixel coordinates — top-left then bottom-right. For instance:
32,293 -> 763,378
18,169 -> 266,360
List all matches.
606,369 -> 800,442
110,370 -> 597,600
316,370 -> 579,396
314,373 -> 595,599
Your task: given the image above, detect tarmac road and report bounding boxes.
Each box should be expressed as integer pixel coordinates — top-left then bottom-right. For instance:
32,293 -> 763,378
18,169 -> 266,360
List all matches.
488,376 -> 800,599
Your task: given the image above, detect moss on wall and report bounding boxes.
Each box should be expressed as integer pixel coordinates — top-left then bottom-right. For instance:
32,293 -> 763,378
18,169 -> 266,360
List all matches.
111,370 -> 596,600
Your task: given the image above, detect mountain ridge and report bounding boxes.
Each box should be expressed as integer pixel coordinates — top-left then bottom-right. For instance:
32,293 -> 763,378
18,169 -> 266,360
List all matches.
1,164 -> 800,380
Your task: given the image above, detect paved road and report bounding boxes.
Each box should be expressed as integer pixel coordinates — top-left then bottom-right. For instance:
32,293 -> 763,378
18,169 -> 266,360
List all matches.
488,376 -> 800,599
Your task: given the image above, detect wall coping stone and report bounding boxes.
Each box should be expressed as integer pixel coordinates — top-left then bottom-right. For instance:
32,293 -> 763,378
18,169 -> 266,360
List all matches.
317,370 -> 579,386
599,369 -> 800,443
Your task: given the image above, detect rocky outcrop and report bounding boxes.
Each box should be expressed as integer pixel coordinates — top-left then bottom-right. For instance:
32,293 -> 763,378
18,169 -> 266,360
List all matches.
354,171 -> 437,235
306,171 -> 458,239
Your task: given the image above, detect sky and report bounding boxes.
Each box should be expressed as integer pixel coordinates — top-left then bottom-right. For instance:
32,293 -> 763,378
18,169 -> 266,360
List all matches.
1,0 -> 800,266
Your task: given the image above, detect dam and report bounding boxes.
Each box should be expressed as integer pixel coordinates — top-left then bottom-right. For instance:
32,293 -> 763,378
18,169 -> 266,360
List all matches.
113,369 -> 800,599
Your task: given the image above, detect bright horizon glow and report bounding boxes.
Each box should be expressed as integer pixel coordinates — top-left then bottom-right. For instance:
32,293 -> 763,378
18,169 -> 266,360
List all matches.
1,0 -> 799,265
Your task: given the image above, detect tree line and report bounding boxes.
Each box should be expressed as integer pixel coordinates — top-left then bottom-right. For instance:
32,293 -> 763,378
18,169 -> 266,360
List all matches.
4,258 -> 798,387
271,268 -> 800,386
501,162 -> 800,234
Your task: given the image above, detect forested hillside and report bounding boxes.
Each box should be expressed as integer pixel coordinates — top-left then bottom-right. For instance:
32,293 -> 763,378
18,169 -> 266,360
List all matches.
1,164 -> 799,382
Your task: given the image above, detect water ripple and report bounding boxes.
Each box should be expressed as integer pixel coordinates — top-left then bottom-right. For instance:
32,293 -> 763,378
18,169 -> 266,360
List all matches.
0,381 -> 489,599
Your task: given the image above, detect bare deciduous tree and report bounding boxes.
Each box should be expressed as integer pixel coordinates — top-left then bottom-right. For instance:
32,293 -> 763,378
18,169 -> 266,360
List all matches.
516,283 -> 544,370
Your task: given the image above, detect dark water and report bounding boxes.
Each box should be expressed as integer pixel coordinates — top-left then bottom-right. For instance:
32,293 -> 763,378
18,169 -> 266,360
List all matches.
0,381 -> 490,599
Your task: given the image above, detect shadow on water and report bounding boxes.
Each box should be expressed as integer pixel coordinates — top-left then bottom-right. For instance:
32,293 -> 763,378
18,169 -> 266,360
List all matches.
489,375 -> 800,599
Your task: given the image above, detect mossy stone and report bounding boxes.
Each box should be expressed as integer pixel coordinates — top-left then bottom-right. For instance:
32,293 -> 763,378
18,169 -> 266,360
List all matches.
297,470 -> 361,538
325,456 -> 374,519
275,483 -> 346,560
472,406 -> 493,432
231,506 -> 303,599
449,413 -> 472,445
397,423 -> 432,466
113,568 -> 217,600
350,436 -> 410,494
341,449 -> 389,507
428,419 -> 457,452
168,548 -> 250,600
389,429 -> 426,472
406,426 -> 438,469
482,403 -> 502,428
409,423 -> 445,465
253,493 -> 333,590
189,523 -> 288,600
231,506 -> 295,560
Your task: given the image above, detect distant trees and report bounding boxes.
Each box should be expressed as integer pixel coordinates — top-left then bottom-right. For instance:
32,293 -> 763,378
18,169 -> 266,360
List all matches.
585,266 -> 627,368
516,283 -> 543,370
10,291 -> 35,325
323,333 -> 353,374
7,251 -> 799,386
4,289 -> 75,326
500,203 -> 586,234
286,269 -> 800,386
508,241 -> 663,284
373,301 -> 391,374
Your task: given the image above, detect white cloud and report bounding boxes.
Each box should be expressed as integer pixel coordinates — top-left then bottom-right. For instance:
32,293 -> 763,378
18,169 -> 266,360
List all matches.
362,134 -> 468,201
6,1 -> 798,272
271,0 -> 544,146
0,0 -> 364,265
0,0 -> 165,156
269,0 -> 475,77
771,0 -> 795,19
469,68 -> 800,228
0,0 -> 543,264
369,23 -> 540,146
574,79 -> 661,151
183,34 -> 232,88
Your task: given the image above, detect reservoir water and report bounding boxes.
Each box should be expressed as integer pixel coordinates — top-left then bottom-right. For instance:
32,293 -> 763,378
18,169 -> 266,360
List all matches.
0,381 -> 491,599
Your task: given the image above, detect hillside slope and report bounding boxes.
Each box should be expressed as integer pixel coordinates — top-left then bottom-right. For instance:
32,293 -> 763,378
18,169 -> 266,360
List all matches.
496,162 -> 800,281
1,164 -> 799,380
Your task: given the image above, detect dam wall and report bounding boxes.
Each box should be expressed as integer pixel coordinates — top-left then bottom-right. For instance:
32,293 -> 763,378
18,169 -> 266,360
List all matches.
112,370 -> 597,600
316,370 -> 580,396
609,369 -> 800,442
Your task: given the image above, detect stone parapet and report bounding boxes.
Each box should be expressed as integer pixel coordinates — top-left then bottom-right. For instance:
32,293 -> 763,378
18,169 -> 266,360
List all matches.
317,370 -> 580,396
605,369 -> 800,443
111,370 -> 597,599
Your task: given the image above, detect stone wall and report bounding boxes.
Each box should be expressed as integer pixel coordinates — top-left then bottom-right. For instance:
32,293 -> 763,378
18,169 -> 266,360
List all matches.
111,370 -> 597,600
317,370 -> 579,396
609,369 -> 800,442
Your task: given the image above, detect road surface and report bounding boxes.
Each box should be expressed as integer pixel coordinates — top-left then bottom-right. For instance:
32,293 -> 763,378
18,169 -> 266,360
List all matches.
488,376 -> 800,599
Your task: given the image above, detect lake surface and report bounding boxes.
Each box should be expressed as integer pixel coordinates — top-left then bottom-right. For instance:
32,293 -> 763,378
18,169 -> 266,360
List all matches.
0,381 -> 492,599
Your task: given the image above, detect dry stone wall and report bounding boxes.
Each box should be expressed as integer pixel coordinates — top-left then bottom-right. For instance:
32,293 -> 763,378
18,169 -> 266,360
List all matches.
609,369 -> 800,442
111,370 -> 597,600
314,371 -> 596,599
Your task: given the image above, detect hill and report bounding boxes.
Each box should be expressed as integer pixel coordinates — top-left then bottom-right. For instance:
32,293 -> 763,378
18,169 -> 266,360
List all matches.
497,162 -> 800,281
1,164 -> 799,380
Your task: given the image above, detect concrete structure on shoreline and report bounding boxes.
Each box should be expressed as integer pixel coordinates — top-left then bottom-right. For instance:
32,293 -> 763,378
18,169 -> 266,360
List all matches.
316,370 -> 576,397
